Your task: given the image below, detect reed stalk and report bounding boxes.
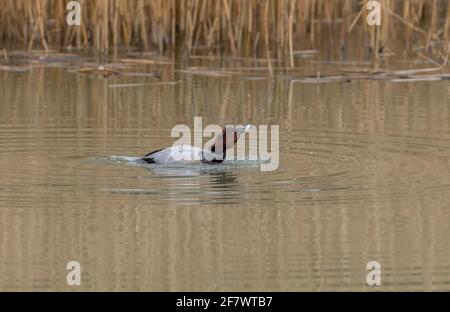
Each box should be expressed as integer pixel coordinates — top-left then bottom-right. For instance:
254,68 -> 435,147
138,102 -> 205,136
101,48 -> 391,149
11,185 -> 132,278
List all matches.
0,0 -> 448,67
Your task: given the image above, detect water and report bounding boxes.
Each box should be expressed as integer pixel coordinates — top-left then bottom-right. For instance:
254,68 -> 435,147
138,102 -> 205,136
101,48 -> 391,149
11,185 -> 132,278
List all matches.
1,58 -> 450,291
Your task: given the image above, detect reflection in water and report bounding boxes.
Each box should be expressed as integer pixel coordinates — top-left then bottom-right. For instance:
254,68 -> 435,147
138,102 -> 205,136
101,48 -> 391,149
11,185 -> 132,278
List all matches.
114,162 -> 241,205
1,60 -> 450,291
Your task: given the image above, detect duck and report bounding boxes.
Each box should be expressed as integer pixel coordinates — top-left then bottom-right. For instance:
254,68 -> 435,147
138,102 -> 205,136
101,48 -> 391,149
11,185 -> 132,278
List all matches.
141,124 -> 252,164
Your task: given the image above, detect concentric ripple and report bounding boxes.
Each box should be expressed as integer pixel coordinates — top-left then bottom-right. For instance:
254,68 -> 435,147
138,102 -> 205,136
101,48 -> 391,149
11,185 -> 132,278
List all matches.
2,126 -> 449,206
2,66 -> 450,291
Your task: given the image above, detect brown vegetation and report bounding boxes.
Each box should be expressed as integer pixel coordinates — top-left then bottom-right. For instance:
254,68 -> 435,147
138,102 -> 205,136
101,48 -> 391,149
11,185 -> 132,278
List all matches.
1,0 -> 450,68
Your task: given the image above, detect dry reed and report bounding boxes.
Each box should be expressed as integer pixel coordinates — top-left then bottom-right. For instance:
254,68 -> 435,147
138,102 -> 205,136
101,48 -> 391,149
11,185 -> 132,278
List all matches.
1,0 -> 450,67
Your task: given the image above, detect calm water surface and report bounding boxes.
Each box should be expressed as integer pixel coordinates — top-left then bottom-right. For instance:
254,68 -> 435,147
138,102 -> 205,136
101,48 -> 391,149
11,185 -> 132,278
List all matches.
1,57 -> 450,290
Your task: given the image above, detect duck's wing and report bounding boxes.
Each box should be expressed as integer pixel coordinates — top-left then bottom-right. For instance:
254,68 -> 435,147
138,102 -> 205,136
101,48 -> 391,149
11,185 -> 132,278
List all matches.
142,148 -> 173,164
142,145 -> 204,164
144,149 -> 164,157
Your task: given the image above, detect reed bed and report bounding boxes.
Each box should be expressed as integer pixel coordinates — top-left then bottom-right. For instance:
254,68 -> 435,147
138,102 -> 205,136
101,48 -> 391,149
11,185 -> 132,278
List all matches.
1,0 -> 450,67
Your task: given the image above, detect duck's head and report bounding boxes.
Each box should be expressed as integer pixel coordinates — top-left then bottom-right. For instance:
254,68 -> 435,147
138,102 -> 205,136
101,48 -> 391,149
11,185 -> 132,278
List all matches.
209,124 -> 252,162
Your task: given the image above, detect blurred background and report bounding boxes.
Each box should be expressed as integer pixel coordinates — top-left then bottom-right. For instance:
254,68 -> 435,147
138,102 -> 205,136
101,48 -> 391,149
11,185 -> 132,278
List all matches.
0,0 -> 450,68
